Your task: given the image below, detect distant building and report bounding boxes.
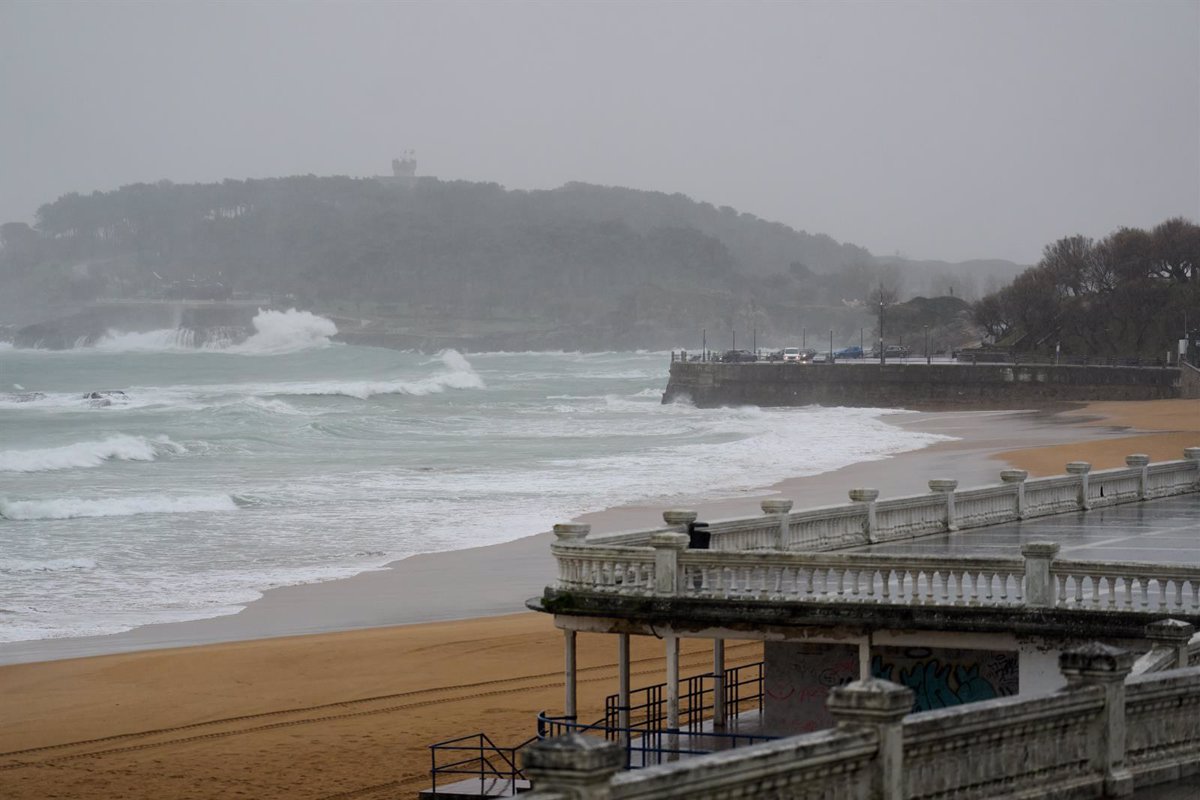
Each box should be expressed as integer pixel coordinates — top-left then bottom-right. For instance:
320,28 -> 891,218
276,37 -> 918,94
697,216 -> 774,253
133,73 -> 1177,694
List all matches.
377,151 -> 419,187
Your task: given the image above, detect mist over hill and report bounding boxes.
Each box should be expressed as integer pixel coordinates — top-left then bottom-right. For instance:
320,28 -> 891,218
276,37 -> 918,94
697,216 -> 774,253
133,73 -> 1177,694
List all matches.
0,176 -> 1024,350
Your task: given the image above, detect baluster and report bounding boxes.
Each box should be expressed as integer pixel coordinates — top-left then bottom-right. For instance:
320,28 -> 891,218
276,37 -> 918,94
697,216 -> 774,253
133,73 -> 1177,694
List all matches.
1106,576 -> 1118,609
998,571 -> 1009,602
952,569 -> 965,604
1140,578 -> 1151,609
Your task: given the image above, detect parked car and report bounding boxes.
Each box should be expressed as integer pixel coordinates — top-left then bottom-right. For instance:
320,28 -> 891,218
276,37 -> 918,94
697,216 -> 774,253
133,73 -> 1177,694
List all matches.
720,349 -> 758,363
782,347 -> 803,362
811,352 -> 829,363
834,345 -> 864,359
873,345 -> 911,358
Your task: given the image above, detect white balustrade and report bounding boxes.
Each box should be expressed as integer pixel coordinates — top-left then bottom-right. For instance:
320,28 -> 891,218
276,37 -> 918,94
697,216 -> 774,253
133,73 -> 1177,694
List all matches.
546,452 -> 1199,612
1052,561 -> 1200,613
1089,466 -> 1141,507
1023,475 -> 1083,517
955,484 -> 1021,528
873,495 -> 947,542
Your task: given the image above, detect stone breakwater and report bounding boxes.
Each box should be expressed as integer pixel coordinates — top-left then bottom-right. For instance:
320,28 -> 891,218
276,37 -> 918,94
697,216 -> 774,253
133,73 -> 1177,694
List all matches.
662,362 -> 1183,408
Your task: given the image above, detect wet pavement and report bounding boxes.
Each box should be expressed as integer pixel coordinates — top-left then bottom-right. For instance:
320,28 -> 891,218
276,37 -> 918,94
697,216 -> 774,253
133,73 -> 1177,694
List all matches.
856,494 -> 1200,566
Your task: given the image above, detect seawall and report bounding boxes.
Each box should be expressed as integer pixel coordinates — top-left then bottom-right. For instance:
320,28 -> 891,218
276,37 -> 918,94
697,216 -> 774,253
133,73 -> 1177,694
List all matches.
662,362 -> 1183,408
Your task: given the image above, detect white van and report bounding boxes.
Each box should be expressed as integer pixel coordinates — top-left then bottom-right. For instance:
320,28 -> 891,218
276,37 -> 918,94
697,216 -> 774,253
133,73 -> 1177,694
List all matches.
782,347 -> 802,362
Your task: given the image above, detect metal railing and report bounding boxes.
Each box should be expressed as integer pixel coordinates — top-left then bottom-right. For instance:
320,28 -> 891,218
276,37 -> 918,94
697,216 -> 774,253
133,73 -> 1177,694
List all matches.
428,732 -> 535,796
539,662 -> 768,768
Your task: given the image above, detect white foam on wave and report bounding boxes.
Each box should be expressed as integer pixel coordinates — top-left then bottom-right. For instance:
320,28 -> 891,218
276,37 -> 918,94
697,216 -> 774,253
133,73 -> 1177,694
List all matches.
80,309 -> 337,355
92,329 -> 201,352
0,435 -> 184,472
241,349 -> 484,399
0,557 -> 97,573
226,309 -> 338,354
0,493 -> 239,520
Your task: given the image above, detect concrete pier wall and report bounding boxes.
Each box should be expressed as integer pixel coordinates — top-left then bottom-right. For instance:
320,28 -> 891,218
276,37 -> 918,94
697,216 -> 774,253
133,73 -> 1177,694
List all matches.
662,362 -> 1182,408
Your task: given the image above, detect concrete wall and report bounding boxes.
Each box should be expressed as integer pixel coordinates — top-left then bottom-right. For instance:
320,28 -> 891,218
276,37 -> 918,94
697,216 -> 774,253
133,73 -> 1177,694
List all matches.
663,362 -> 1182,408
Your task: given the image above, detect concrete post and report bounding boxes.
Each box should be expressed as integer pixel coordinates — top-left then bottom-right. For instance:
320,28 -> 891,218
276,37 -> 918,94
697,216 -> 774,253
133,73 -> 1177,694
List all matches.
1000,469 -> 1029,519
617,633 -> 631,746
1145,619 -> 1195,669
1059,643 -> 1136,797
522,733 -> 624,800
650,532 -> 690,596
665,634 -> 680,759
1021,541 -> 1060,607
661,509 -> 697,529
712,638 -> 726,729
849,488 -> 880,544
564,629 -> 578,720
1125,454 -> 1150,500
827,678 -> 914,800
761,498 -> 793,549
1186,448 -> 1200,490
553,523 -> 591,543
928,479 -> 959,532
1066,461 -> 1092,510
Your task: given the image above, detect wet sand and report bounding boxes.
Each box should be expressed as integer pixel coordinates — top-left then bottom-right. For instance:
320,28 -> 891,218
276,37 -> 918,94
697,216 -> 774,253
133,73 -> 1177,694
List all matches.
1,399 -> 1196,799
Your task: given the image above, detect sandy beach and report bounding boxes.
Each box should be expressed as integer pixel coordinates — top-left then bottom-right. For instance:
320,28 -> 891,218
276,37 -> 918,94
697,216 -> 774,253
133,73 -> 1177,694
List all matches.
1,398 -> 1196,799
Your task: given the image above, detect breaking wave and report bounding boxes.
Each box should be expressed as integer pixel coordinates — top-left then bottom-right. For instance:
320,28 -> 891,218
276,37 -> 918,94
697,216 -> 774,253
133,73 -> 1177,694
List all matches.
0,494 -> 241,520
0,435 -> 184,472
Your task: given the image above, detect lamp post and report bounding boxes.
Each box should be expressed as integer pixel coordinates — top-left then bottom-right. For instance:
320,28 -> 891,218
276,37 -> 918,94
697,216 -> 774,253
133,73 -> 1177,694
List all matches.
879,292 -> 886,365
925,325 -> 930,365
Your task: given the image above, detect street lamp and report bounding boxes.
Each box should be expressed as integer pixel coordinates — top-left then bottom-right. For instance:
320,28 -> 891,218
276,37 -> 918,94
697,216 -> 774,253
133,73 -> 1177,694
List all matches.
924,325 -> 930,365
879,293 -> 886,365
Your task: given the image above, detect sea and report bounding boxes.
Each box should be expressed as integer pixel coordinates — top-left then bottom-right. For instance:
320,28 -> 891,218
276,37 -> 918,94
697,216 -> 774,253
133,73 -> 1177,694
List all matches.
0,309 -> 952,645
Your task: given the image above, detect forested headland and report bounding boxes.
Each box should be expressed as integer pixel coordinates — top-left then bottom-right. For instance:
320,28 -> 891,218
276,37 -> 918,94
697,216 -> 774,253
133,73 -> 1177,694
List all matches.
1,176 -> 1023,350
972,218 -> 1199,361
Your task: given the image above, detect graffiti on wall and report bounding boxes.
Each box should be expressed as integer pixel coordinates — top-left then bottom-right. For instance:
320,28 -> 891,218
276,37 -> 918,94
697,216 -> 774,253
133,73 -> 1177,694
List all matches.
870,646 -> 1019,712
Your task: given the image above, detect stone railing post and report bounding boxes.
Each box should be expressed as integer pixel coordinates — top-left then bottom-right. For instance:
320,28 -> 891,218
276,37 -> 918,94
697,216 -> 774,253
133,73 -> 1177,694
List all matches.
761,498 -> 793,549
928,479 -> 958,531
1059,643 -> 1136,797
553,523 -> 591,544
1021,541 -> 1060,607
1125,454 -> 1150,500
1066,461 -> 1092,510
1001,469 -> 1029,519
650,532 -> 690,596
1187,448 -> 1200,489
661,509 -> 698,530
1145,619 -> 1196,669
522,733 -> 624,800
849,488 -> 880,544
827,679 -> 914,800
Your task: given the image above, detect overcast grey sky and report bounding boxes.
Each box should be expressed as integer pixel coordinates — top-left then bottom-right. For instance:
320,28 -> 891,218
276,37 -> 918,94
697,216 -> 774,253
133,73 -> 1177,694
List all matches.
1,0 -> 1196,264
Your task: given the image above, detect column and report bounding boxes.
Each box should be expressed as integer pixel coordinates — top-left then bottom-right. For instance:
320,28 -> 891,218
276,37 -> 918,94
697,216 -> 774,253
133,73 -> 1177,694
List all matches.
929,479 -> 958,532
1144,619 -> 1195,669
522,734 -> 624,800
1059,642 -> 1136,797
651,532 -> 690,596
1125,454 -> 1150,501
1021,541 -> 1060,607
712,638 -> 726,729
760,499 -> 793,549
564,629 -> 578,720
617,633 -> 631,745
665,634 -> 680,759
1000,469 -> 1029,519
827,678 -> 914,800
849,488 -> 880,544
1066,461 -> 1092,510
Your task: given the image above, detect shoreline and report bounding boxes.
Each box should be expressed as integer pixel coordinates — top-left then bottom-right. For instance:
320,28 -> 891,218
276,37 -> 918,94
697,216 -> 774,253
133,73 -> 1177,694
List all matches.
1,399 -> 1195,799
0,402 -> 1161,667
